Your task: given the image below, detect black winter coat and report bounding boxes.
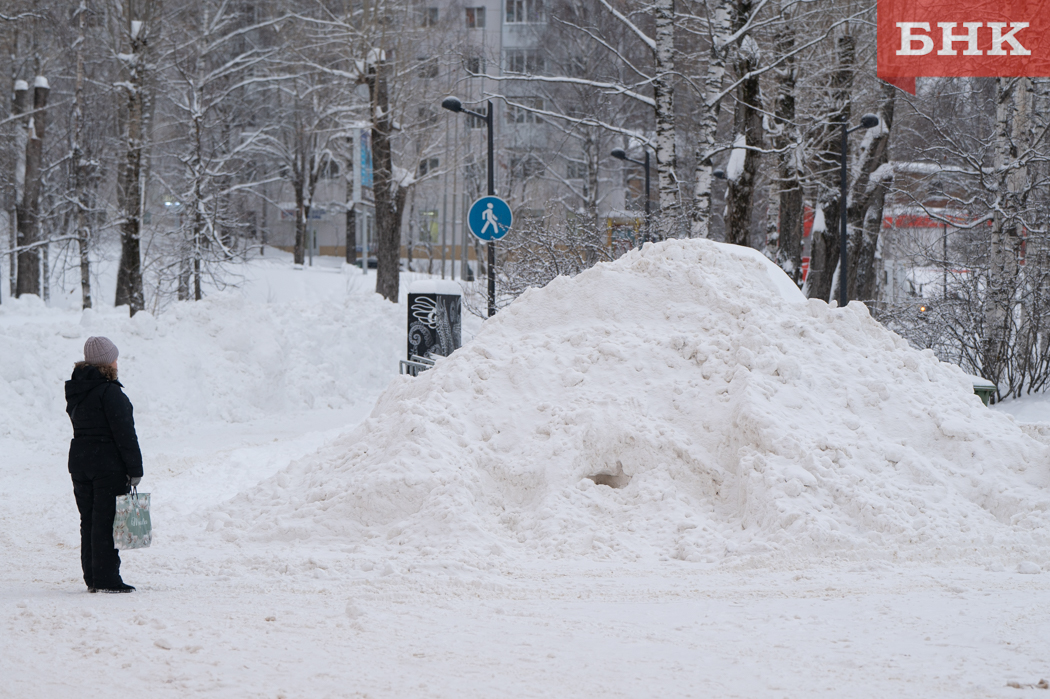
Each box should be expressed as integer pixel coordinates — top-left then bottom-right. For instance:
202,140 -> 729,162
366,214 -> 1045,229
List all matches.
65,364 -> 143,478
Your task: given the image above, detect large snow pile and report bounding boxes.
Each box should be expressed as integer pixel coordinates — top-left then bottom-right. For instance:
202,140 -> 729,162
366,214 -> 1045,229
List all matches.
221,239 -> 1050,565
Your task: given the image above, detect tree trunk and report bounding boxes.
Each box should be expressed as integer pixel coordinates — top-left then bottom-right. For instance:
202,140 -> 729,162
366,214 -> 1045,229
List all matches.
407,199 -> 415,271
691,0 -> 730,239
15,77 -> 48,298
115,18 -> 148,315
73,2 -> 93,309
651,0 -> 679,236
807,34 -> 855,302
368,59 -> 400,302
585,131 -> 599,224
847,80 -> 896,302
982,77 -> 1030,392
9,80 -> 29,298
724,12 -> 762,248
294,178 -> 308,265
177,215 -> 189,303
1019,78 -> 1050,394
193,207 -> 204,300
41,243 -> 49,303
768,0 -> 804,283
346,205 -> 356,264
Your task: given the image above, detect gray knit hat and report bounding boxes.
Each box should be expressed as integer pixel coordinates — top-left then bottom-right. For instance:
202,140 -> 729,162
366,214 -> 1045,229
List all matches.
84,336 -> 119,366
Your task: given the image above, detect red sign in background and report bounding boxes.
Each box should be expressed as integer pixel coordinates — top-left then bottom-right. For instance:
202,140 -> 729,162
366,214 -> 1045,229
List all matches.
878,0 -> 1050,92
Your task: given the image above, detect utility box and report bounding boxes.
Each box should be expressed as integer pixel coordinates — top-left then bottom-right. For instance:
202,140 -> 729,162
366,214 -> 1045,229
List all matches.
406,280 -> 463,363
969,374 -> 996,406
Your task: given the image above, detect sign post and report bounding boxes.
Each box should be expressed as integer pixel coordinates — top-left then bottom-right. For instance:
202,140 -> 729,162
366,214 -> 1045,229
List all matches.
468,196 -> 513,242
468,195 -> 513,314
441,97 -> 503,315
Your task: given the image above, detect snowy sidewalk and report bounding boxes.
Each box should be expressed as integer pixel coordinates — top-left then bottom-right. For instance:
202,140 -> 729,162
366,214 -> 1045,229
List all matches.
3,558 -> 1049,698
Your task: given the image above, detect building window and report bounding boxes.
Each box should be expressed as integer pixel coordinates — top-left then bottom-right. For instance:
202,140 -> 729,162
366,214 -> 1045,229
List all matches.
417,106 -> 438,126
465,55 -> 485,74
418,56 -> 439,79
507,97 -> 543,123
567,160 -> 587,180
510,155 -> 545,179
421,7 -> 438,26
505,49 -> 544,74
420,211 -> 439,243
506,0 -> 544,23
465,7 -> 485,28
319,159 -> 341,180
464,161 -> 484,188
418,157 -> 440,177
568,54 -> 587,77
565,104 -> 586,119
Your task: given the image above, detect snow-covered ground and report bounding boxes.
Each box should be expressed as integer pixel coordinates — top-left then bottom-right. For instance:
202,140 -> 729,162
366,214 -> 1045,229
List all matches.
3,243 -> 1050,698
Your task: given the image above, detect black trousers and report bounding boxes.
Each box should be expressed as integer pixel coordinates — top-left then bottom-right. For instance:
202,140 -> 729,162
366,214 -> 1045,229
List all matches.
71,472 -> 129,589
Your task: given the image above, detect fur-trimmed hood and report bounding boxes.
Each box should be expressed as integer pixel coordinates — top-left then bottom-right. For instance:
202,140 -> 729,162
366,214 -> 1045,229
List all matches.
65,362 -> 120,412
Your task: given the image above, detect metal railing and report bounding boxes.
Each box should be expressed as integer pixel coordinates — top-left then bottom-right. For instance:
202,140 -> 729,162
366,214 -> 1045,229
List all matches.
399,354 -> 437,377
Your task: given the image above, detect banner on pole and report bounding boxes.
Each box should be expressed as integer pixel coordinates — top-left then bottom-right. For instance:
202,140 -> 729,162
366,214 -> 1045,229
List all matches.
877,0 -> 1050,93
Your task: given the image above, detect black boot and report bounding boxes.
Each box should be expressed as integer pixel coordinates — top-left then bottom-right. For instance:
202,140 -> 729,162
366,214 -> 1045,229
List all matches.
96,582 -> 135,593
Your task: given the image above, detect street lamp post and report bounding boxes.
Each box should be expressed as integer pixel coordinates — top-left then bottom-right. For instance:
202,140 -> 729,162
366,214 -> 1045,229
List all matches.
611,147 -> 651,245
442,96 -> 497,317
839,113 -> 880,308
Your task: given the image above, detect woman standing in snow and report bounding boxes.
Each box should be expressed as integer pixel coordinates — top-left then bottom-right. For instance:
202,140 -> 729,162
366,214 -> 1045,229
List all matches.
65,336 -> 143,593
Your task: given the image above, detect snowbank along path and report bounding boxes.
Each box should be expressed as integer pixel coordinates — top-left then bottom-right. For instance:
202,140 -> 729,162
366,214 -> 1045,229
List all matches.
0,289 -> 401,443
222,239 -> 1050,566
0,261 -> 411,564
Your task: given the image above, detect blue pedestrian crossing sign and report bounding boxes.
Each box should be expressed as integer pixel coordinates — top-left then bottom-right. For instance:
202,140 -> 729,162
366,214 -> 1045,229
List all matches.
468,196 -> 513,242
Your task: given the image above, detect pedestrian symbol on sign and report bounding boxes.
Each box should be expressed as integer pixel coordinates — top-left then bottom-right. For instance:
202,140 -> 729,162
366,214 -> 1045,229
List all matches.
481,203 -> 499,236
468,196 -> 513,241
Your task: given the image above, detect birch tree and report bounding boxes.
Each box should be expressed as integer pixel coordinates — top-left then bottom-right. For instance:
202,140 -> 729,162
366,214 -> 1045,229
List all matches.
872,76 -> 1050,399
721,0 -> 762,247
845,79 -> 896,301
71,0 -> 93,309
649,0 -> 679,226
503,0 -> 649,223
113,0 -> 158,314
488,0 -> 681,232
765,0 -> 803,280
162,0 -> 280,299
299,0 -> 473,300
982,77 -> 1033,390
805,31 -> 855,302
689,0 -> 730,239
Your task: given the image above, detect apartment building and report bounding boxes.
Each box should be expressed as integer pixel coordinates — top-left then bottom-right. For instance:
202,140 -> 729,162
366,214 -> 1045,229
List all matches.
266,0 -> 631,276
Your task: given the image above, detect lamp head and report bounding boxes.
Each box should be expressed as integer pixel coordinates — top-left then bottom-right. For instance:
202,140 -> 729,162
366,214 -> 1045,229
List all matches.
441,96 -> 463,113
713,169 -> 727,180
860,113 -> 879,129
610,148 -> 627,161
